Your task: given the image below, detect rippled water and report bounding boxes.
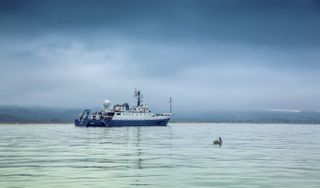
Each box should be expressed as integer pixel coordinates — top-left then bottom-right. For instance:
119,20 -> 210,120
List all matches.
0,123 -> 320,188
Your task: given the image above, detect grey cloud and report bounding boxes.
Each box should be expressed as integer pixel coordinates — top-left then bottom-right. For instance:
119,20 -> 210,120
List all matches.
1,0 -> 320,112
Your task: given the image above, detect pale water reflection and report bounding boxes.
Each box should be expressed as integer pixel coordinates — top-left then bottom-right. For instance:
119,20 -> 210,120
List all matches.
0,123 -> 320,188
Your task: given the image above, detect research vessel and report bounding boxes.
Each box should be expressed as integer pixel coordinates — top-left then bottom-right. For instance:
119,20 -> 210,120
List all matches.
75,90 -> 173,127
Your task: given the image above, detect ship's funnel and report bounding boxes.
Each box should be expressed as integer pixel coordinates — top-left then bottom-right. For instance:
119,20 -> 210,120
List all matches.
103,99 -> 111,111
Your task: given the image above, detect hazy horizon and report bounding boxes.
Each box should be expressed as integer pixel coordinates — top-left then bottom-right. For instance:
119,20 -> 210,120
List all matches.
1,0 -> 320,113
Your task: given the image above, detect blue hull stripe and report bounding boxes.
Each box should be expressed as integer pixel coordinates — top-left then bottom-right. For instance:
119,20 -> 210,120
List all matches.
75,119 -> 170,127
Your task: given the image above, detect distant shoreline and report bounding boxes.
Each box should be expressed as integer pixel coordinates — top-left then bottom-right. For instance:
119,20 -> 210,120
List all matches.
2,105 -> 320,125
1,121 -> 320,125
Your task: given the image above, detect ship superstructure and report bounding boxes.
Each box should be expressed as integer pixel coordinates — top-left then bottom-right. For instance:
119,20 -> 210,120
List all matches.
75,90 -> 173,127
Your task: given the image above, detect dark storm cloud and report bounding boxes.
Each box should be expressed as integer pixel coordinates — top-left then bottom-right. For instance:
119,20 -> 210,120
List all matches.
1,0 -> 320,46
1,0 -> 320,111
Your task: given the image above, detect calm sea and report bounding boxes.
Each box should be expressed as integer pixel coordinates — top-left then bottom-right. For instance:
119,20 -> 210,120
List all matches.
0,123 -> 320,188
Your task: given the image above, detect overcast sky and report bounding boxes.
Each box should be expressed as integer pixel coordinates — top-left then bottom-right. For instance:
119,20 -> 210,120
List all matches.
1,0 -> 320,112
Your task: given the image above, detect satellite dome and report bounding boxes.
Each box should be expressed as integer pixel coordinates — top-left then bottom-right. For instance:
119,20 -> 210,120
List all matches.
103,99 -> 111,111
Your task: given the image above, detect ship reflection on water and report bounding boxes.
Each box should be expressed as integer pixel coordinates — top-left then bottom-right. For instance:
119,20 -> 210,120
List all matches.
129,126 -> 173,186
136,127 -> 143,170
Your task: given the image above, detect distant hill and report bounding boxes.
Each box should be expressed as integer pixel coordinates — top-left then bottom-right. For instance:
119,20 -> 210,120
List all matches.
0,105 -> 81,123
1,105 -> 320,124
172,110 -> 320,124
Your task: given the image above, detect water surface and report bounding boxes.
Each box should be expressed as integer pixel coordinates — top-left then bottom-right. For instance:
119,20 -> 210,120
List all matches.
0,123 -> 320,188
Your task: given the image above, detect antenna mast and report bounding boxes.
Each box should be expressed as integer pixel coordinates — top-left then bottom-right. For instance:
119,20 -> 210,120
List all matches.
169,97 -> 172,113
134,90 -> 142,106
